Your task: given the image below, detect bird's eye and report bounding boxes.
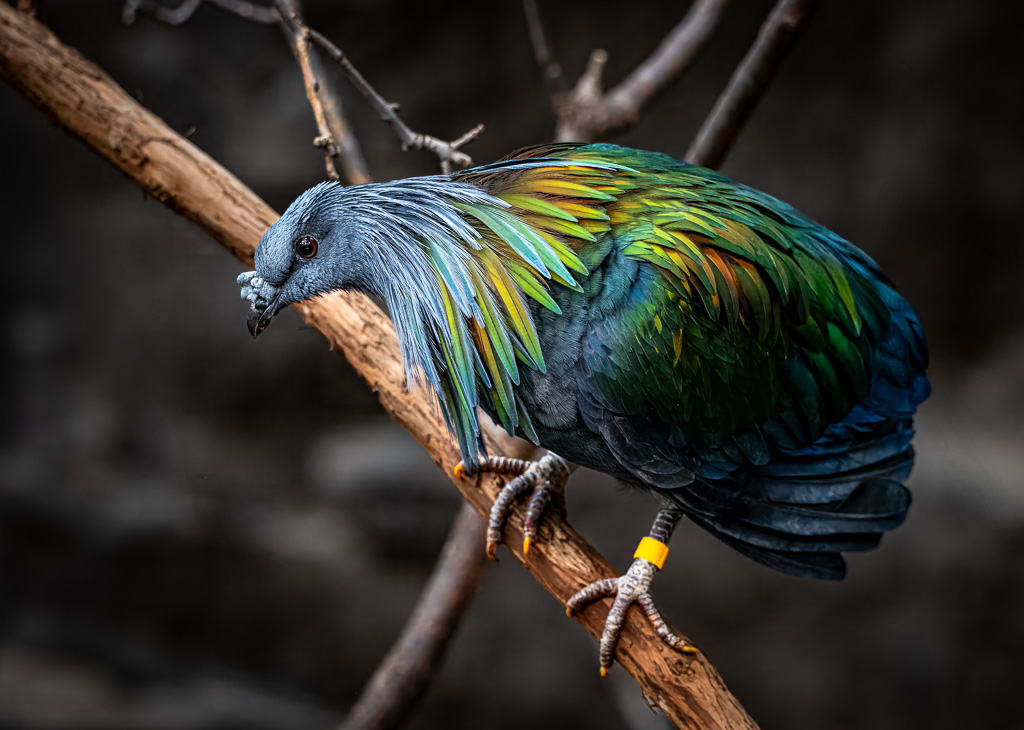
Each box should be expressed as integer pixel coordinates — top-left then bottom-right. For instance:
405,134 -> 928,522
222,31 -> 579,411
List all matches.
295,235 -> 318,259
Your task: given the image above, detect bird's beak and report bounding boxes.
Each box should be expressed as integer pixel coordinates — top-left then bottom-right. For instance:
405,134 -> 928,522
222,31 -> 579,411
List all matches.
247,293 -> 282,339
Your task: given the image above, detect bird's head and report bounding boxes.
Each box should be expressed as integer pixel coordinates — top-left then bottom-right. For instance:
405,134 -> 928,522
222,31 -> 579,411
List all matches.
239,182 -> 374,338
237,177 -> 506,399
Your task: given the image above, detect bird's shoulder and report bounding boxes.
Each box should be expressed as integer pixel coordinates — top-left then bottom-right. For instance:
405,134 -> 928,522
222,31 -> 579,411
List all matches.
505,146 -> 901,482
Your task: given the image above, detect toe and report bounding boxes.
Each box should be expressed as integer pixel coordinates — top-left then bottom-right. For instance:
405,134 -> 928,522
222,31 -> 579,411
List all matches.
598,588 -> 634,674
566,577 -> 619,617
636,592 -> 697,656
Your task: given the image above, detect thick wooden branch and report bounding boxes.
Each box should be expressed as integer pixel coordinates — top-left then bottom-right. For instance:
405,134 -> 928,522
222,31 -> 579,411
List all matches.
0,7 -> 756,729
686,0 -> 821,169
554,0 -> 731,142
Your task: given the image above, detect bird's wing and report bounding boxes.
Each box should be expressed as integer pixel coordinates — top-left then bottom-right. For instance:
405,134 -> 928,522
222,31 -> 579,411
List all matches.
463,144 -> 930,580
522,146 -> 899,481
429,149 -> 635,465
441,143 -> 911,483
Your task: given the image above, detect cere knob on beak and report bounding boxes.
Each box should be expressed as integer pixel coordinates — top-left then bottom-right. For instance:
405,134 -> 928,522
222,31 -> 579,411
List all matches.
237,271 -> 282,339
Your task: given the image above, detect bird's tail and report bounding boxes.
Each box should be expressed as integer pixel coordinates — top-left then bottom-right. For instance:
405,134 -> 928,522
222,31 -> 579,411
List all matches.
670,427 -> 914,579
670,287 -> 928,579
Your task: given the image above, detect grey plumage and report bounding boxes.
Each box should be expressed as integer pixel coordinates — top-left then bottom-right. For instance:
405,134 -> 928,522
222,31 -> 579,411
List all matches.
243,177 -> 516,394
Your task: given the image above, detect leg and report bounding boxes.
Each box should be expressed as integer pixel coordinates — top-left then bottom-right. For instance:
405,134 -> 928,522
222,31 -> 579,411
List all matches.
455,452 -> 572,561
566,506 -> 697,675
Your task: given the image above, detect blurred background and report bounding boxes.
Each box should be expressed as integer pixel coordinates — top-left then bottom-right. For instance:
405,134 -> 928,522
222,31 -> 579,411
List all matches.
2,1 -> 1022,728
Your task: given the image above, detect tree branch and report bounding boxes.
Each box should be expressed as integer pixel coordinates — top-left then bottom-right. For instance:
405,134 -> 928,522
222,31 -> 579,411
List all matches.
553,0 -> 731,142
339,502 -> 489,730
522,0 -> 566,113
124,0 -> 372,185
278,4 -> 343,182
0,7 -> 757,728
122,0 -> 278,26
686,0 -> 821,169
126,4 -> 471,722
273,2 -> 483,174
311,45 -> 372,186
273,0 -> 374,184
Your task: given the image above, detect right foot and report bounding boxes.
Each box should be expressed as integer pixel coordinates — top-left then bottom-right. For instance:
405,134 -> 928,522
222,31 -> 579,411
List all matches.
454,452 -> 571,560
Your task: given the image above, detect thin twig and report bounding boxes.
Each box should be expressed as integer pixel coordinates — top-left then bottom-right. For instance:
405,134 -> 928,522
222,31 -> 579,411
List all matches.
554,0 -> 731,142
275,0 -> 371,184
313,53 -> 372,185
273,0 -> 483,175
122,0 -> 277,26
522,0 -> 566,112
339,502 -> 490,730
126,0 -> 482,176
293,20 -> 484,173
124,0 -> 370,185
278,6 -> 340,181
686,0 -> 821,169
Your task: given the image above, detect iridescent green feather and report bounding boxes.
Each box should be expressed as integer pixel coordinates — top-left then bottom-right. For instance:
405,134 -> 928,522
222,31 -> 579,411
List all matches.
414,154 -> 631,463
417,142 -> 894,469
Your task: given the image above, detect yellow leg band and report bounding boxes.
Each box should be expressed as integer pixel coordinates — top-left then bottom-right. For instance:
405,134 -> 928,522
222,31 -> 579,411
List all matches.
634,537 -> 670,570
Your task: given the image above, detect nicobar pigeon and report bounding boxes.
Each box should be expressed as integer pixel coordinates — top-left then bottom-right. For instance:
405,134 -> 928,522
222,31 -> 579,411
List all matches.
238,143 -> 930,674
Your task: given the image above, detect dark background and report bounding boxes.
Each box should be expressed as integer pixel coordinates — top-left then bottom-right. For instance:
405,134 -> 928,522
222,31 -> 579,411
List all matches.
2,1 -> 1023,728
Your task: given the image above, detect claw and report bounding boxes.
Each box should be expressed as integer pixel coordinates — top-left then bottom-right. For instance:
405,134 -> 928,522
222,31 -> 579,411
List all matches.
453,462 -> 467,479
485,539 -> 500,563
569,559 -> 694,674
480,453 -> 570,560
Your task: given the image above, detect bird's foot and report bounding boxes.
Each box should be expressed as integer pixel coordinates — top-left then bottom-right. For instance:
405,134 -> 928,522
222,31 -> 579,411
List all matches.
454,452 -> 571,561
566,556 -> 698,676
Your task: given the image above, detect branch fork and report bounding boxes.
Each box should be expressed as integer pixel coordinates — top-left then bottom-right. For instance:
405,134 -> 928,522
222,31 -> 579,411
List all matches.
126,0 -> 484,178
524,0 -> 733,142
279,10 -> 484,175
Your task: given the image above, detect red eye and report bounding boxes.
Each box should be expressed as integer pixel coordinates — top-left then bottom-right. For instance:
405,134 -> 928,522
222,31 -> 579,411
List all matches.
295,235 -> 318,259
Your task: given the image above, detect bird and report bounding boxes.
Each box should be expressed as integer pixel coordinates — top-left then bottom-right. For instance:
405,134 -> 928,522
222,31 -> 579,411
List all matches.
238,142 -> 930,675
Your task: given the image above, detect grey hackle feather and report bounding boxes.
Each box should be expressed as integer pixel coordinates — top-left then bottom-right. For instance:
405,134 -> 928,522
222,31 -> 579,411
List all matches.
239,158 -> 618,468
248,177 -> 508,392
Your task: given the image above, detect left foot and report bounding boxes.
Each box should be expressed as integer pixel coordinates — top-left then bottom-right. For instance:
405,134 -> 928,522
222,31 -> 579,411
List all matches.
454,452 -> 570,560
567,557 -> 698,676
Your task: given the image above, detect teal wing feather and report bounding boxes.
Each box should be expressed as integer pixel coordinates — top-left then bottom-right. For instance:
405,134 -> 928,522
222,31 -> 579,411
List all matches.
567,145 -> 894,480
459,143 -> 896,479
420,142 -> 924,493
422,151 -> 636,466
431,142 -> 928,579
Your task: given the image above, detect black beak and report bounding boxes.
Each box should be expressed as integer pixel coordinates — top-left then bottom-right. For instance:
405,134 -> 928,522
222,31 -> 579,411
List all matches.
247,295 -> 281,339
